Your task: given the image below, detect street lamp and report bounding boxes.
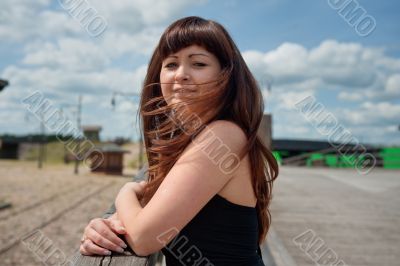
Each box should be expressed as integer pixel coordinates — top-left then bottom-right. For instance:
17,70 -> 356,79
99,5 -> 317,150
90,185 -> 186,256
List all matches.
0,79 -> 9,92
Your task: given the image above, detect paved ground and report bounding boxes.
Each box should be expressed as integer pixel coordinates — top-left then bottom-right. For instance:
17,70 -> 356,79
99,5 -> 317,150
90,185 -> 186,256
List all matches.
1,161 -> 399,266
266,166 -> 400,266
0,160 -> 136,266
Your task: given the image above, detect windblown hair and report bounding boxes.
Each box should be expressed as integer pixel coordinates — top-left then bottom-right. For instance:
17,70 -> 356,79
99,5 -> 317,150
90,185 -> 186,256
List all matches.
139,16 -> 279,245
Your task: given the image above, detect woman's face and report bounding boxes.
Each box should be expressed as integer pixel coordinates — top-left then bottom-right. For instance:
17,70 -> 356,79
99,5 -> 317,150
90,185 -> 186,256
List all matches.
160,45 -> 221,106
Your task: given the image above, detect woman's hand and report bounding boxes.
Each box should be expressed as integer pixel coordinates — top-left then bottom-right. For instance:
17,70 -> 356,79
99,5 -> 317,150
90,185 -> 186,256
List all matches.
79,214 -> 128,256
120,181 -> 147,200
115,181 -> 146,210
134,180 -> 147,199
79,181 -> 147,256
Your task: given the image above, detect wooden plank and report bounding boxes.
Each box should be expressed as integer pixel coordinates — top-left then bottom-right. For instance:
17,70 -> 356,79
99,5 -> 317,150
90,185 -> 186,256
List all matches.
70,252 -> 104,266
70,250 -> 161,266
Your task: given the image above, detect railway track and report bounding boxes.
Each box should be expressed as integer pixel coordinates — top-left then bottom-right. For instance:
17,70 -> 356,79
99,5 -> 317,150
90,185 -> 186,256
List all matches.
0,180 -> 115,255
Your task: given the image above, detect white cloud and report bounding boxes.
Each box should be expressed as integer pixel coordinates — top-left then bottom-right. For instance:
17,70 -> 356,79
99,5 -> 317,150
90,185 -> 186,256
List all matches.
1,64 -> 147,99
243,40 -> 400,144
337,91 -> 364,101
0,1 -> 81,41
1,0 -> 211,140
243,43 -> 309,85
22,38 -> 110,71
275,90 -> 316,111
244,40 -> 400,102
359,101 -> 400,121
385,74 -> 400,96
0,0 -> 207,42
0,1 -> 399,145
100,28 -> 163,57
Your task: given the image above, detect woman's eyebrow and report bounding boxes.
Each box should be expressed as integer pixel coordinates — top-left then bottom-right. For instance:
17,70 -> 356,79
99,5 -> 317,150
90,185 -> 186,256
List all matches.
189,53 -> 209,58
165,53 -> 210,59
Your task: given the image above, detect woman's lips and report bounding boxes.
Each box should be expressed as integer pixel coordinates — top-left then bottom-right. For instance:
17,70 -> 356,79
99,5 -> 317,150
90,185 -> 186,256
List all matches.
172,87 -> 196,93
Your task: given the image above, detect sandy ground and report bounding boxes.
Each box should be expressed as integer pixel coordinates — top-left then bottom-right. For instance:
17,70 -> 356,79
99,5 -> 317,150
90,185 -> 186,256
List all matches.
0,160 -> 138,266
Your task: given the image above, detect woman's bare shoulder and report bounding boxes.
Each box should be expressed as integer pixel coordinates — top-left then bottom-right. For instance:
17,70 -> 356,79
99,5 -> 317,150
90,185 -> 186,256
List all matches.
201,120 -> 247,144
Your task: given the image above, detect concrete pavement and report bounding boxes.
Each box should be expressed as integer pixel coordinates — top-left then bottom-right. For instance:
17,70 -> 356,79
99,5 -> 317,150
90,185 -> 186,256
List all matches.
265,166 -> 400,266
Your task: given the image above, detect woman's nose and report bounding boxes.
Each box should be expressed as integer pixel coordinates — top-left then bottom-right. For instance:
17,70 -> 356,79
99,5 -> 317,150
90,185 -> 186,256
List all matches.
175,66 -> 190,82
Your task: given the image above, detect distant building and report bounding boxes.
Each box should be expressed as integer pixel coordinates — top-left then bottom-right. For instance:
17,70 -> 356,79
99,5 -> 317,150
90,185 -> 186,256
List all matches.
82,125 -> 102,142
272,139 -> 376,157
258,114 -> 272,149
0,135 -> 42,159
272,139 -> 381,168
0,135 -> 68,160
87,144 -> 130,175
0,138 -> 19,159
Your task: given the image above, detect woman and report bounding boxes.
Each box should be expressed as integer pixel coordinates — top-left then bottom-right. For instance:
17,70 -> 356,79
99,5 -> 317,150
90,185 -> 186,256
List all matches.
80,16 -> 278,265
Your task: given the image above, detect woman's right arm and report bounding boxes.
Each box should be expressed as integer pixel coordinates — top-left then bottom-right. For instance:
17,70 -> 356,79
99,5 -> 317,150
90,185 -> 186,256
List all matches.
79,181 -> 147,256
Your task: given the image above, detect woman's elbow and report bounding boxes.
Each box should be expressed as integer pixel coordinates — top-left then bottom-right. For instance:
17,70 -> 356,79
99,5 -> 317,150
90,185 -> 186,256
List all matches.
125,232 -> 158,257
132,245 -> 151,257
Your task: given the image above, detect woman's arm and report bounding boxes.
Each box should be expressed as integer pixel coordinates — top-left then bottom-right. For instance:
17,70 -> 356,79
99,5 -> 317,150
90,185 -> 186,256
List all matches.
115,183 -> 144,252
115,120 -> 247,256
80,182 -> 146,256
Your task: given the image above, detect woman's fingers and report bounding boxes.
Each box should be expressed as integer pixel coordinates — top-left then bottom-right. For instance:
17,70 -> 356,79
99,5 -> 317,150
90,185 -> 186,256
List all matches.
85,227 -> 126,253
79,217 -> 129,256
104,218 -> 126,235
84,218 -> 127,251
80,239 -> 112,256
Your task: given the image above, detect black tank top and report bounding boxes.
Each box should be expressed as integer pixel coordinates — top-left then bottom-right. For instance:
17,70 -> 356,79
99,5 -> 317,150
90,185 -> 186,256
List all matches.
161,194 -> 265,266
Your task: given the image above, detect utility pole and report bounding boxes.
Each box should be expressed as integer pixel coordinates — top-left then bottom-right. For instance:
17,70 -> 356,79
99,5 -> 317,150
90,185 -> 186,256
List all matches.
74,95 -> 82,175
38,111 -> 45,169
111,91 -> 143,169
24,110 -> 45,169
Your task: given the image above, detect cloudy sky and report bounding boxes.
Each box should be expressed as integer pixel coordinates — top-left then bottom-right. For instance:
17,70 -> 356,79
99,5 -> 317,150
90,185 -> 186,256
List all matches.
0,0 -> 399,145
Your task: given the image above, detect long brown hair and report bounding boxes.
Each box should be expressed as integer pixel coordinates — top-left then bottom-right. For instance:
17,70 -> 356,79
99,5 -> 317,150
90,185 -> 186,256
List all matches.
139,16 -> 279,245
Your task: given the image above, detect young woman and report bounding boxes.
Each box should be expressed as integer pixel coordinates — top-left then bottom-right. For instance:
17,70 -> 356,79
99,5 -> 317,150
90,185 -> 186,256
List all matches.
80,16 -> 278,265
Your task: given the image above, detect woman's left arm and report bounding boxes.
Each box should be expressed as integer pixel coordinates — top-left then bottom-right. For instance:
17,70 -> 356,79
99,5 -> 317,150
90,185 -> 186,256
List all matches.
115,120 -> 247,256
115,183 -> 144,251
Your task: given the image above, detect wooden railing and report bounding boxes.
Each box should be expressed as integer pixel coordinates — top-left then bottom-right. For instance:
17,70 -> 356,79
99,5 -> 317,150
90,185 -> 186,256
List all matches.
70,167 -> 165,266
70,249 -> 163,266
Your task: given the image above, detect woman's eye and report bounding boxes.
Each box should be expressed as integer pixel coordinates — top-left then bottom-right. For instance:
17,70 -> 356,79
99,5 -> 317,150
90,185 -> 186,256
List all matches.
164,62 -> 177,68
193,62 -> 207,67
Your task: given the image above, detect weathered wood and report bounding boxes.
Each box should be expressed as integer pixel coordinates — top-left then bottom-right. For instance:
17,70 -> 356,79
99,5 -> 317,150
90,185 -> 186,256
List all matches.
70,249 -> 162,266
70,253 -> 104,266
70,253 -> 148,266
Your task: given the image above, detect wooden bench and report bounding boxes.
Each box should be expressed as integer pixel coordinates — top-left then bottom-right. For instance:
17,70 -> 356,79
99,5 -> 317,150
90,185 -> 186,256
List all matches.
70,167 -> 165,266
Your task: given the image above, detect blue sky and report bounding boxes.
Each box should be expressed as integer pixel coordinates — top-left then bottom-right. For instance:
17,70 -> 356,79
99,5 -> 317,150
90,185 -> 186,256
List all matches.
1,0 -> 399,145
188,1 -> 400,54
